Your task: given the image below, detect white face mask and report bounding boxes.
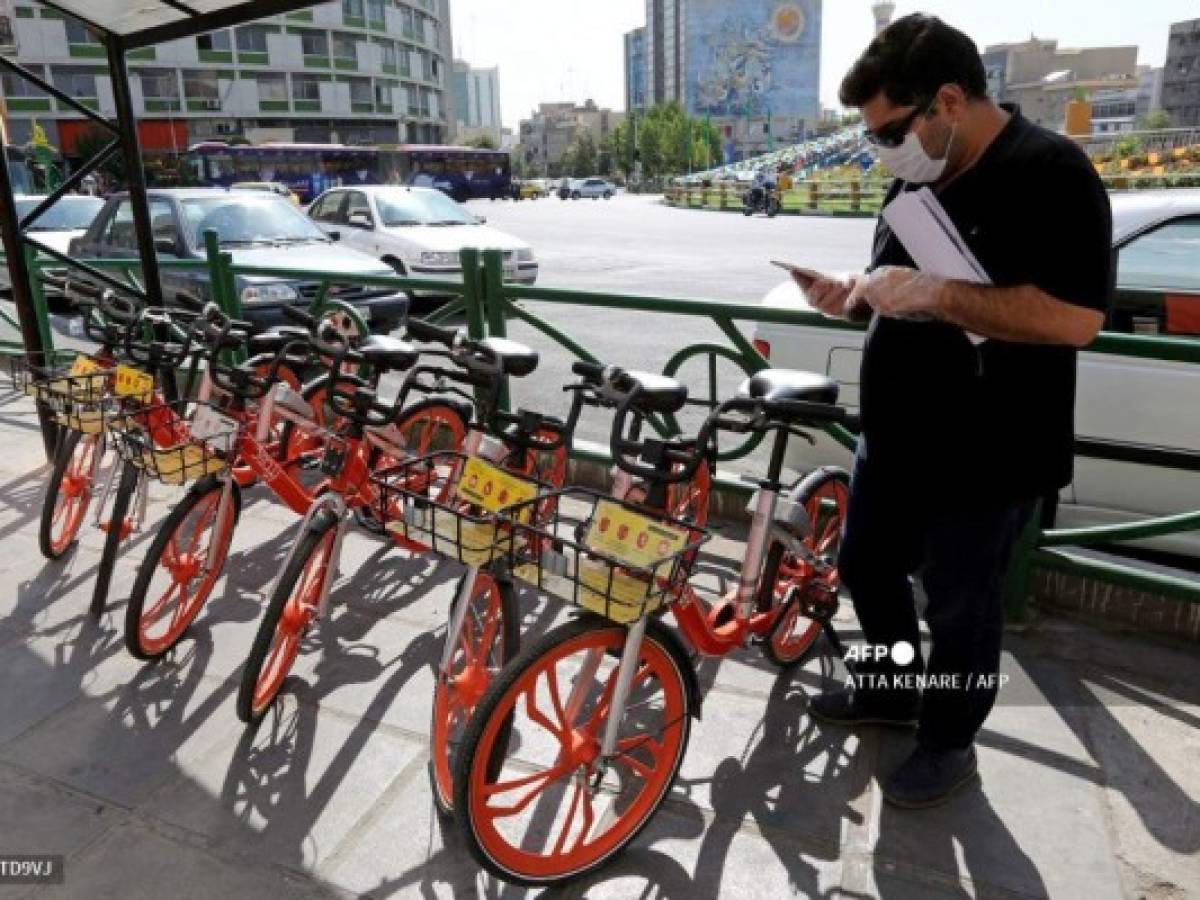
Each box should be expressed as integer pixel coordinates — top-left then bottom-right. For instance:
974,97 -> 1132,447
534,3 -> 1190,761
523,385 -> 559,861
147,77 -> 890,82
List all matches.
877,122 -> 957,184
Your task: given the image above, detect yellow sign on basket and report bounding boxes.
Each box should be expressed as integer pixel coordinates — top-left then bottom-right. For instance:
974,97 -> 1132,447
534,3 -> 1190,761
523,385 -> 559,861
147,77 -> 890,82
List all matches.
455,456 -> 538,514
584,500 -> 689,569
113,365 -> 154,403
68,355 -> 103,377
576,501 -> 692,623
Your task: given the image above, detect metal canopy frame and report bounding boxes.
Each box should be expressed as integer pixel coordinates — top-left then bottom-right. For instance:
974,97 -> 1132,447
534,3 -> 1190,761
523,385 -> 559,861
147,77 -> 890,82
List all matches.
0,0 -> 319,457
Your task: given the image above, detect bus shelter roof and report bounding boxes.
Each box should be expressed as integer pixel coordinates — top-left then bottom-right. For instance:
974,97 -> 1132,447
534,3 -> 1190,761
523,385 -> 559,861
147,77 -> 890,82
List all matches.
37,1 -> 320,49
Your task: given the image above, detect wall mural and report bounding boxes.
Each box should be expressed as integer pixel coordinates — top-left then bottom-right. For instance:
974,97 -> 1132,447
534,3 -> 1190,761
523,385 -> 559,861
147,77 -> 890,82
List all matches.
686,0 -> 821,120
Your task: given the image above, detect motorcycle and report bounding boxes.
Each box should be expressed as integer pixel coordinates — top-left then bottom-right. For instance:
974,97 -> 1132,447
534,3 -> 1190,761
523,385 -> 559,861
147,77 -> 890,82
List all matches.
743,184 -> 781,218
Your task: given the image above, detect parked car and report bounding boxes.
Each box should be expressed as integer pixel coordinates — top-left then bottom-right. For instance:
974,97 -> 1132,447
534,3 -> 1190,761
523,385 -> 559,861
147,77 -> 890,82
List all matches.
307,185 -> 538,296
69,189 -> 409,332
752,188 -> 1200,556
1,195 -> 104,310
512,179 -> 546,201
231,181 -> 302,206
556,178 -> 575,200
570,178 -> 616,200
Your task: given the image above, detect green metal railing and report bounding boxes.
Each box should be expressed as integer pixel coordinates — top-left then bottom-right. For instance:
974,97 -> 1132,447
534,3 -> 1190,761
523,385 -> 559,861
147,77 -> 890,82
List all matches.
2,241 -> 1197,620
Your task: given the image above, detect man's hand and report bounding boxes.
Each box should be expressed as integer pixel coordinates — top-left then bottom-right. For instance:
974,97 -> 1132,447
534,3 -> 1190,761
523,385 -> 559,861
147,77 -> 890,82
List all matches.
797,272 -> 870,322
863,266 -> 947,319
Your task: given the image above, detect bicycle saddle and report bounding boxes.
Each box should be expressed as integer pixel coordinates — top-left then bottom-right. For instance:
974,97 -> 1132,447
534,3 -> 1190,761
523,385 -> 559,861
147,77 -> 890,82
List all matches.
358,334 -> 419,371
739,369 -> 839,406
618,370 -> 688,414
478,337 -> 538,377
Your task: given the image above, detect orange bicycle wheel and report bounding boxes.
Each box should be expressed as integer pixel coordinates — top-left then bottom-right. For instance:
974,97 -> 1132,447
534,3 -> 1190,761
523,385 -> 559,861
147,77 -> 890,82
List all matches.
39,430 -> 101,559
236,510 -> 338,723
126,475 -> 240,659
429,571 -> 518,814
765,467 -> 850,667
456,618 -> 691,887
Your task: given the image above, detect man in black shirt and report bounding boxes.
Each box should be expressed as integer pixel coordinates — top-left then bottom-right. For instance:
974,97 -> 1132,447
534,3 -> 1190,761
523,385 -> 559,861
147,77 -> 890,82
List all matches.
798,15 -> 1113,807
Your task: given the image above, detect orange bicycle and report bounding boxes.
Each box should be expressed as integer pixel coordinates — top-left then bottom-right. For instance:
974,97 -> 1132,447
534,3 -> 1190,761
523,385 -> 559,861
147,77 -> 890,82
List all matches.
453,366 -> 853,886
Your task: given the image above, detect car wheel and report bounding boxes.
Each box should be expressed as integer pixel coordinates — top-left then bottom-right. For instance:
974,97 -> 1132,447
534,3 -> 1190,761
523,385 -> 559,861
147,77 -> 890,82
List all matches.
604,191 -> 612,199
572,191 -> 580,200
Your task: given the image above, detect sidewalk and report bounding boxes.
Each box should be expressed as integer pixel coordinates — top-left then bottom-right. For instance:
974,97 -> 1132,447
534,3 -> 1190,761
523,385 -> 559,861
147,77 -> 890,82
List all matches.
0,390 -> 1196,900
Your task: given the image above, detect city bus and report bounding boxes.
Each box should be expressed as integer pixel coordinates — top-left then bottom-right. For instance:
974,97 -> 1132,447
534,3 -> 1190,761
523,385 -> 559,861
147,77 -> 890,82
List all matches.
186,142 -> 511,203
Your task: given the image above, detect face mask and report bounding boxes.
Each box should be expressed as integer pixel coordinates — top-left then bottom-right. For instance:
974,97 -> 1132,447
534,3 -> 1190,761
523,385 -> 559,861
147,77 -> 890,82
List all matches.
877,117 -> 957,184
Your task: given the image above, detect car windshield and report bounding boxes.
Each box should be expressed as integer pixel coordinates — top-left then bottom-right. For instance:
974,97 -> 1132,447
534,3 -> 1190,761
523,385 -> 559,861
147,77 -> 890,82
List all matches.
181,194 -> 327,247
374,188 -> 476,227
15,196 -> 104,231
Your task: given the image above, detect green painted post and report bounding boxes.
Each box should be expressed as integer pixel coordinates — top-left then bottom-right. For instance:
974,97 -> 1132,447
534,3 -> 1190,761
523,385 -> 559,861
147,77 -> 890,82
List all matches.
1003,500 -> 1044,624
458,247 -> 485,341
482,249 -> 511,412
24,247 -> 55,363
203,229 -> 245,363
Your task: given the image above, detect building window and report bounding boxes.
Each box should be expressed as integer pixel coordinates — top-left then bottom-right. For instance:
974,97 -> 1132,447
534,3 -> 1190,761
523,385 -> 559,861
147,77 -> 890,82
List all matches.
367,0 -> 386,28
380,41 -> 397,69
52,66 -> 98,99
374,82 -> 391,106
293,74 -> 321,101
64,18 -> 99,46
333,34 -> 358,64
2,68 -> 48,98
299,29 -> 328,57
400,6 -> 415,39
196,30 -> 231,52
343,0 -> 365,20
398,47 -> 411,77
236,25 -> 269,53
137,69 -> 179,102
257,73 -> 287,102
349,77 -> 372,104
182,69 -> 220,100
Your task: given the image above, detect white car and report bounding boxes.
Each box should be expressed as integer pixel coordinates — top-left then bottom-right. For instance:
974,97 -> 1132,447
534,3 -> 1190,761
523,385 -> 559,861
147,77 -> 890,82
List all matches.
753,189 -> 1200,557
1,195 -> 105,307
307,185 -> 538,294
569,178 -> 616,200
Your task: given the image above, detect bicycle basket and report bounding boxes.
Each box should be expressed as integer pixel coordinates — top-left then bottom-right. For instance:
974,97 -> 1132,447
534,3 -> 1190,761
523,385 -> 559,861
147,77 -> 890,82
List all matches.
11,354 -> 114,435
371,450 -> 549,565
107,401 -> 240,486
501,487 -> 710,624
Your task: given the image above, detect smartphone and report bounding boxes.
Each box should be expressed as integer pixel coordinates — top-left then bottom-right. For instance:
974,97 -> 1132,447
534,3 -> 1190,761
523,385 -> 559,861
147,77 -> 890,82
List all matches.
770,260 -> 823,290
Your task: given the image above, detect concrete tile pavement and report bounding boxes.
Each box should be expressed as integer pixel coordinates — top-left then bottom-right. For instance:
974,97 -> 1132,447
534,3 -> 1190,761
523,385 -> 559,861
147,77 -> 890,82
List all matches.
0,394 -> 1196,899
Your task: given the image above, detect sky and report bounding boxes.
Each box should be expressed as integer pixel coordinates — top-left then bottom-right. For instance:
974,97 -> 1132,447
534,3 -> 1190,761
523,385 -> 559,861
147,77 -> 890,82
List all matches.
449,0 -> 1200,131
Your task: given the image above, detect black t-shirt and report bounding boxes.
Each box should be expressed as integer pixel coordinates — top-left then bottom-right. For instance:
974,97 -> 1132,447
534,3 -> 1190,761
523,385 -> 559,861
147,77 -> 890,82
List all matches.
860,105 -> 1114,500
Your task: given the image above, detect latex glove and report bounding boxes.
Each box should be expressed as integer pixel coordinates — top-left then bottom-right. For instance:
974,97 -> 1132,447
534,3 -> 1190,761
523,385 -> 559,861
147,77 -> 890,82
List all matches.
799,272 -> 870,321
863,266 -> 947,320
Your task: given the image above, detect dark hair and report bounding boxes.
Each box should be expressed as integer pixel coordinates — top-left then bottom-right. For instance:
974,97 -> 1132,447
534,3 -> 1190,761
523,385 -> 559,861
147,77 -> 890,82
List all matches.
839,14 -> 988,109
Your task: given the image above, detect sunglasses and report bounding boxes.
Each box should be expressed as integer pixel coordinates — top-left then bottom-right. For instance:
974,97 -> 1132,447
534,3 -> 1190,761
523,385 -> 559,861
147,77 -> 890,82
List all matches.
866,101 -> 931,149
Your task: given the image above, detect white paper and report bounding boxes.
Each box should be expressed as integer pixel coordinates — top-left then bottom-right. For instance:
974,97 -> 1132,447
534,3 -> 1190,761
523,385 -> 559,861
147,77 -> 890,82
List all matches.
881,187 -> 989,345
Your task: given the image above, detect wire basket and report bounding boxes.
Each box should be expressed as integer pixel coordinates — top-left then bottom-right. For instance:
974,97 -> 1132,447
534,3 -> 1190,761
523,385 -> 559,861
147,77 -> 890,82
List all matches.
107,401 -> 240,486
372,450 -> 550,565
8,354 -> 115,435
500,487 -> 711,624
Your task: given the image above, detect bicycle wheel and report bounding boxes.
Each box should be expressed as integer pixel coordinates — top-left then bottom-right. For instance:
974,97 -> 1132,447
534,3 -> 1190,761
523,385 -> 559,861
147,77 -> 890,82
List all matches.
90,461 -> 139,619
429,570 -> 518,815
39,430 -> 101,559
125,475 -> 241,660
236,509 -> 339,724
455,617 -> 692,887
763,467 -> 850,668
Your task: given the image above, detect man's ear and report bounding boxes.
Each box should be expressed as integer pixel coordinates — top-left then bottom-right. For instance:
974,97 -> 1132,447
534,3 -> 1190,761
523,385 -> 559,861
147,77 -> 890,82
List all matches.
935,84 -> 969,120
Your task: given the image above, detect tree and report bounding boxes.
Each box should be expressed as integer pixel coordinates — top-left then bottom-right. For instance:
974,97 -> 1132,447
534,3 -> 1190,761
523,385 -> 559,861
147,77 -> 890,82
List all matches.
466,133 -> 498,150
569,128 -> 598,177
71,125 -> 126,187
1136,110 -> 1172,131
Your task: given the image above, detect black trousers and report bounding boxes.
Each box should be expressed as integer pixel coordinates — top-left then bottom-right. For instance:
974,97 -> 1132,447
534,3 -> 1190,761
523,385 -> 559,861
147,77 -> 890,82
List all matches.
838,448 -> 1036,750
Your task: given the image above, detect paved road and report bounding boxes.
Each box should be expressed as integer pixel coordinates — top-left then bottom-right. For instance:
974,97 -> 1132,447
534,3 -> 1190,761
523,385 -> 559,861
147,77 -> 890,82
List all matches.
458,193 -> 875,451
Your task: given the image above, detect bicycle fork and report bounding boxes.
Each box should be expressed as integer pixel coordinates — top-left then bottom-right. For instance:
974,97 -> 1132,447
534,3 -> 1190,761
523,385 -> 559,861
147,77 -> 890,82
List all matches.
268,492 -> 352,624
440,564 -> 479,680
